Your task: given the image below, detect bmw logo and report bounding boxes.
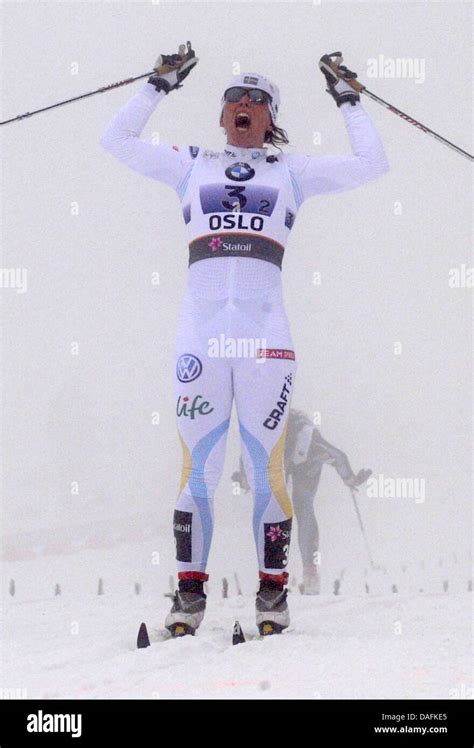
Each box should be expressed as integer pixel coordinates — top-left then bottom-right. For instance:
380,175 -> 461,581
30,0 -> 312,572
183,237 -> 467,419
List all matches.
224,162 -> 256,181
176,354 -> 202,383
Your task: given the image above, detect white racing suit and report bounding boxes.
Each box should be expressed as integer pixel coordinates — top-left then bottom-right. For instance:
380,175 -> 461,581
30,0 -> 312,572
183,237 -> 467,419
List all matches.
100,83 -> 388,581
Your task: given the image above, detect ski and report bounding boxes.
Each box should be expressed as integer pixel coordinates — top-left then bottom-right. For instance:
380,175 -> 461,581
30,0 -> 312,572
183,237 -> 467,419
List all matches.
137,619 -> 287,649
136,623 -> 174,648
232,620 -> 246,645
137,622 -> 151,649
232,619 -> 285,644
258,621 -> 286,636
136,622 -> 201,648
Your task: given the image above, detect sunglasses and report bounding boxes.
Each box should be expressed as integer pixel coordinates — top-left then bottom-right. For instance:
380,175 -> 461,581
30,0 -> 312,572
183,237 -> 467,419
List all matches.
223,87 -> 272,105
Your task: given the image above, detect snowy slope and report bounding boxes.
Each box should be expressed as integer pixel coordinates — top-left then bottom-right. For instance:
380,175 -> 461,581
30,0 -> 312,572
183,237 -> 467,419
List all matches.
2,542 -> 471,700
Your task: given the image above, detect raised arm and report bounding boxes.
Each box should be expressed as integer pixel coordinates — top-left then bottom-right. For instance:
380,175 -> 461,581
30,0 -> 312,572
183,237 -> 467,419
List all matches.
287,52 -> 389,200
99,42 -> 199,191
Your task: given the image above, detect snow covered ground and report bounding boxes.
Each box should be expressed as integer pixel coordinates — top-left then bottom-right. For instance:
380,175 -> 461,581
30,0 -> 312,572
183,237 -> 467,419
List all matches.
2,539 -> 471,700
1,0 -> 472,708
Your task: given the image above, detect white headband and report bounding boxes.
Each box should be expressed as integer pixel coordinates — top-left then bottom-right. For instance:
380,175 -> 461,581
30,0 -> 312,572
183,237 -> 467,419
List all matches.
222,72 -> 280,124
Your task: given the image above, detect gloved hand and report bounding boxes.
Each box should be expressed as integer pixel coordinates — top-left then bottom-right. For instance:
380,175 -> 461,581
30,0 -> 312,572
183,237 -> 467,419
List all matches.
148,41 -> 198,94
344,468 -> 372,491
319,52 -> 360,107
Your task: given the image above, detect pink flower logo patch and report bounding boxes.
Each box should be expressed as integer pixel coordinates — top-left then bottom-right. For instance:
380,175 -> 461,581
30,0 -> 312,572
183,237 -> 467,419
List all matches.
266,525 -> 283,542
209,237 -> 223,252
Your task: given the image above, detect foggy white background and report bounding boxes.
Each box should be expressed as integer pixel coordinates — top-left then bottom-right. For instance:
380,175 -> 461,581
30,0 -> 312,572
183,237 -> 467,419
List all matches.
1,0 -> 472,592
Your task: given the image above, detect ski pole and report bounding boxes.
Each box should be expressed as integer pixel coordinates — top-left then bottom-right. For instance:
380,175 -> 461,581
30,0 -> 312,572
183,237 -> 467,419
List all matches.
325,53 -> 473,162
0,71 -> 155,126
349,487 -> 376,570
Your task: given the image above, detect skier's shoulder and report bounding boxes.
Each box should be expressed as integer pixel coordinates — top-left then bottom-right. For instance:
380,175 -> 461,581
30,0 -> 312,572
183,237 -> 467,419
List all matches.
284,150 -> 316,176
255,148 -> 298,169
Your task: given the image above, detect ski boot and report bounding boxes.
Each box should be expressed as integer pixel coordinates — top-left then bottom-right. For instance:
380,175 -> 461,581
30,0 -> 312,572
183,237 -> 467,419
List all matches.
165,574 -> 207,637
302,565 -> 321,595
256,574 -> 289,636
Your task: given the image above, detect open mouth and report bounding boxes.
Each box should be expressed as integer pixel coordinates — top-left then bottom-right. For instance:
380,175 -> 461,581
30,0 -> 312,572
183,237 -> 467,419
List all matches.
235,111 -> 251,131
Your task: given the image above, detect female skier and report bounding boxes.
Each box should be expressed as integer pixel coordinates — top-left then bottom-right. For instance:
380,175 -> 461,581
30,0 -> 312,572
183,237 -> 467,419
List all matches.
100,43 -> 389,636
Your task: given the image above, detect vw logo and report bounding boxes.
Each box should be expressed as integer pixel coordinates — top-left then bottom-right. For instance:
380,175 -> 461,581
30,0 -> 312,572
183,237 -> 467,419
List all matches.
225,162 -> 255,182
176,354 -> 202,383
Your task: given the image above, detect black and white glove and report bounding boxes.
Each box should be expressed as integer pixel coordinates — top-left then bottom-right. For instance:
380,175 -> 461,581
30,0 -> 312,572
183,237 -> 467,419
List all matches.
148,41 -> 198,94
319,52 -> 360,107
